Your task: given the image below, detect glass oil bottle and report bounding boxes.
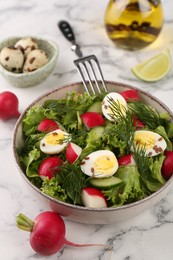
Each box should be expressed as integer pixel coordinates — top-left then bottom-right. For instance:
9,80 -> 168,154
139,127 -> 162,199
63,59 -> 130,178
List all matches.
105,0 -> 164,50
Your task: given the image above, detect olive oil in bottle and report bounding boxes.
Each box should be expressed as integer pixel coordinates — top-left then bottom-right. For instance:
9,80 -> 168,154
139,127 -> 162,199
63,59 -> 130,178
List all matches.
105,0 -> 164,50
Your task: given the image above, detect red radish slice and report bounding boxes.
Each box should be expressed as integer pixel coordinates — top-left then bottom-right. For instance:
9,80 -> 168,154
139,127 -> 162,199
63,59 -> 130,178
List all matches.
120,89 -> 140,102
133,117 -> 145,129
66,142 -> 82,163
37,118 -> 59,132
161,151 -> 173,180
81,112 -> 105,129
16,211 -> 105,256
81,187 -> 107,208
38,156 -> 63,180
118,154 -> 136,166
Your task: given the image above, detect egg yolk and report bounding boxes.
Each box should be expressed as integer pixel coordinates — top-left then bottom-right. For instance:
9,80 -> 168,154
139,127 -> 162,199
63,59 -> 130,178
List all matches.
45,131 -> 64,145
134,132 -> 156,149
93,155 -> 115,174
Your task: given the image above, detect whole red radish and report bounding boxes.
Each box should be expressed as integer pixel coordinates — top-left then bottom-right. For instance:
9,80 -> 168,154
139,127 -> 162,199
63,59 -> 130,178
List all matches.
81,112 -> 105,129
0,91 -> 20,120
38,156 -> 63,180
66,142 -> 82,163
118,154 -> 136,166
120,89 -> 140,102
16,211 -> 104,256
37,118 -> 59,132
161,151 -> 173,180
81,187 -> 107,208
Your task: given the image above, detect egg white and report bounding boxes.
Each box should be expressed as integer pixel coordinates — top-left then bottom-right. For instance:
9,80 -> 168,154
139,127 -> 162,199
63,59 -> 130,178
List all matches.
132,130 -> 167,157
40,129 -> 70,154
102,92 -> 128,121
81,150 -> 119,178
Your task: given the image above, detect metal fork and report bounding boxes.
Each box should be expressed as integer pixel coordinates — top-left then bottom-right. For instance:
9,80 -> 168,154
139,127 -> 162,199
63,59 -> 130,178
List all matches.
74,55 -> 108,95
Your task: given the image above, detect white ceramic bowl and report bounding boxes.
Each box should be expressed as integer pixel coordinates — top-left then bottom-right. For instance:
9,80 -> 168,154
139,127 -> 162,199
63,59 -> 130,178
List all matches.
12,81 -> 173,224
0,36 -> 58,87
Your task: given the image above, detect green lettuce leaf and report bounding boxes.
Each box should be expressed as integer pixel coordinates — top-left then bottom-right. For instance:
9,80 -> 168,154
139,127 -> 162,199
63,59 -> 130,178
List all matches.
20,147 -> 41,178
43,91 -> 104,132
104,166 -> 145,206
41,177 -> 68,202
155,125 -> 172,151
23,106 -> 57,136
133,146 -> 166,192
102,122 -> 128,157
159,112 -> 173,138
148,154 -> 166,187
80,126 -> 105,159
165,122 -> 173,139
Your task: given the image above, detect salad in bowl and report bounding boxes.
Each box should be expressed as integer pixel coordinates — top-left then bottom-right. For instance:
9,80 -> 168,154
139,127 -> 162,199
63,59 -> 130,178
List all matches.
13,81 -> 173,224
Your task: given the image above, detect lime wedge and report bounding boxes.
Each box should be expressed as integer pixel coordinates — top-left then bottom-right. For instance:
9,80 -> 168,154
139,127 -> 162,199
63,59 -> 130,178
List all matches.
131,49 -> 172,82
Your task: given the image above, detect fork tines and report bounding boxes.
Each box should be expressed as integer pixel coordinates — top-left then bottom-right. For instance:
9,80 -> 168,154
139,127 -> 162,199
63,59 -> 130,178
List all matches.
74,55 -> 108,96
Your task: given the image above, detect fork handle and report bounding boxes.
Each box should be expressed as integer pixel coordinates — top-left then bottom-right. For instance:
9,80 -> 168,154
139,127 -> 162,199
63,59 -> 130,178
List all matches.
58,20 -> 76,43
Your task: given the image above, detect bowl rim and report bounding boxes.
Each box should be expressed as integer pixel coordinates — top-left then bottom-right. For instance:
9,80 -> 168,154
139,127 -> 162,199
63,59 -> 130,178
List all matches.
12,80 -> 173,212
0,35 -> 59,77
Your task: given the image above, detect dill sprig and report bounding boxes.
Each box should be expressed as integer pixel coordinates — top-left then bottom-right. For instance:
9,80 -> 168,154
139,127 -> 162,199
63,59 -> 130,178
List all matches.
132,144 -> 162,192
107,96 -> 127,121
128,101 -> 161,130
19,133 -> 45,155
70,127 -> 88,146
107,97 -> 135,151
132,144 -> 150,175
57,163 -> 87,205
55,127 -> 88,148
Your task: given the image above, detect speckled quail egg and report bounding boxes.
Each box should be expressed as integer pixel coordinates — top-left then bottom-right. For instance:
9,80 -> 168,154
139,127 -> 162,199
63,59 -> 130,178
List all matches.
40,129 -> 71,155
14,37 -> 38,56
81,150 -> 119,178
0,47 -> 24,73
102,92 -> 128,121
132,130 -> 167,157
23,49 -> 49,73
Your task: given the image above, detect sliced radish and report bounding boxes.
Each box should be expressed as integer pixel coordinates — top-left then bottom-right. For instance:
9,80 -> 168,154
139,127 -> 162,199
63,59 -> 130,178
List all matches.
37,118 -> 60,132
133,117 -> 145,129
38,156 -> 63,180
66,142 -> 82,164
161,151 -> 173,180
81,187 -> 107,208
81,112 -> 105,129
118,154 -> 136,166
120,89 -> 140,102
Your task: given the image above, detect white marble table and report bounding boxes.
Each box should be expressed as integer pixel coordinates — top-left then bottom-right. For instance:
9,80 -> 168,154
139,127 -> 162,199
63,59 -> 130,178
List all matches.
0,0 -> 173,259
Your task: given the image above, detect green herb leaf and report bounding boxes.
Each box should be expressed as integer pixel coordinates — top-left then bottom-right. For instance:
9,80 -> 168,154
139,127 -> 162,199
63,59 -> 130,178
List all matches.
43,91 -> 103,131
104,165 -> 145,206
22,106 -> 57,136
57,163 -> 87,205
105,97 -> 135,153
128,101 -> 161,129
132,145 -> 165,192
154,125 -> 172,151
41,177 -> 68,202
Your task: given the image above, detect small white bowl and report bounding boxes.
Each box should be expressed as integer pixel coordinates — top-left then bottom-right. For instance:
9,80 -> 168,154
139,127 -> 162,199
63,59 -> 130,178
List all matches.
0,36 -> 58,87
13,81 -> 173,224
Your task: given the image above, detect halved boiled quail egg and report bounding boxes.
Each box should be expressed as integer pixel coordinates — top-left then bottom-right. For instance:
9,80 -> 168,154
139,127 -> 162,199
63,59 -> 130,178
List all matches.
40,129 -> 70,154
102,92 -> 128,121
81,150 -> 119,178
132,130 -> 167,157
